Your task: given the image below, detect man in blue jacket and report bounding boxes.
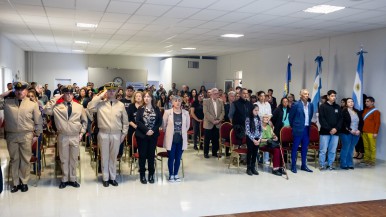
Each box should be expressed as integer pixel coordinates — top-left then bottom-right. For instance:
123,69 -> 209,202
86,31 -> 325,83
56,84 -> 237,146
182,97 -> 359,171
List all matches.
289,89 -> 314,173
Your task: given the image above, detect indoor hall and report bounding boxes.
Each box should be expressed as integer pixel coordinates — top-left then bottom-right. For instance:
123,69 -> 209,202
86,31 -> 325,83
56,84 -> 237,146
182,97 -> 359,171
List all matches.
1,0 -> 386,216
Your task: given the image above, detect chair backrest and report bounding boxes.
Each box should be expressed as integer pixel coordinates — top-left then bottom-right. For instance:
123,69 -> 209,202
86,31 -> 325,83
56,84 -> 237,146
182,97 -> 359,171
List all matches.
132,133 -> 138,149
157,130 -> 165,148
309,125 -> 319,143
229,129 -> 246,150
280,126 -> 294,144
220,122 -> 232,140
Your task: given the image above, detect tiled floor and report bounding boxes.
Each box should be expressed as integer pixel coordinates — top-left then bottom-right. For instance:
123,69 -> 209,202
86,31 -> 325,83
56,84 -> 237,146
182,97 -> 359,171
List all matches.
1,138 -> 386,217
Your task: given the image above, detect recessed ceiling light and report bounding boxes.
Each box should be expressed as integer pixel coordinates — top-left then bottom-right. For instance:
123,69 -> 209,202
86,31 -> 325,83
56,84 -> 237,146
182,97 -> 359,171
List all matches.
76,23 -> 98,28
74,41 -> 89,44
181,47 -> 196,50
72,49 -> 85,52
303,5 -> 345,14
221,34 -> 244,38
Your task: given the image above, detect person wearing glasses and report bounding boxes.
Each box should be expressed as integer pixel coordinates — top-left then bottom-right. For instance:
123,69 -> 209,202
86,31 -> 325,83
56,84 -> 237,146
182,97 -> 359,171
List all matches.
88,82 -> 129,187
163,96 -> 190,182
44,85 -> 88,189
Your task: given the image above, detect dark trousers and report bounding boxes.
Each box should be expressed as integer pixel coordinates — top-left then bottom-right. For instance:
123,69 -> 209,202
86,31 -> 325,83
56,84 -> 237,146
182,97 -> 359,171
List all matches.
137,136 -> 157,176
246,137 -> 259,168
167,142 -> 184,176
204,126 -> 219,156
355,136 -> 365,153
192,119 -> 201,147
291,126 -> 310,169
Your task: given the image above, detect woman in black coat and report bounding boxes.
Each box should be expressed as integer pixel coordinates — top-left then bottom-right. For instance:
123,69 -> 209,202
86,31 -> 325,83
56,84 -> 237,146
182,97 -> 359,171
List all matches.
135,91 -> 162,184
271,97 -> 290,140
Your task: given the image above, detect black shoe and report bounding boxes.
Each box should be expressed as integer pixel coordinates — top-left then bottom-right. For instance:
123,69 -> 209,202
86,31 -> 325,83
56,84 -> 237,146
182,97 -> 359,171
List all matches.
291,166 -> 297,173
272,169 -> 282,176
278,168 -> 287,175
11,185 -> 20,193
71,181 -> 80,188
340,167 -> 349,170
204,154 -> 209,159
109,180 -> 118,186
102,181 -> 109,187
251,168 -> 259,175
194,146 -> 198,150
148,175 -> 155,184
59,182 -> 67,189
226,153 -> 231,157
348,166 -> 354,170
246,169 -> 253,176
140,176 -> 147,184
20,184 -> 28,192
300,166 -> 313,172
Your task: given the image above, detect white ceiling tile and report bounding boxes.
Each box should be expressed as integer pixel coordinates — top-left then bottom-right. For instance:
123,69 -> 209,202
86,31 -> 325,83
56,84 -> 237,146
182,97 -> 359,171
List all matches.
94,27 -> 117,34
183,28 -> 211,34
263,2 -> 315,16
120,22 -> 146,31
163,7 -> 201,19
76,0 -> 110,12
142,24 -> 168,31
324,0 -> 369,7
145,0 -> 181,5
102,13 -> 131,22
128,15 -> 157,24
237,0 -> 286,13
338,10 -> 386,23
207,0 -> 255,11
106,1 -> 142,14
21,15 -> 48,23
45,7 -> 75,19
239,14 -> 279,25
75,11 -> 104,22
352,0 -> 386,10
14,4 -> 46,16
197,21 -> 229,29
42,0 -> 75,9
214,12 -> 255,22
11,0 -> 42,6
177,0 -> 218,9
135,4 -> 171,16
312,8 -> 365,20
189,9 -> 228,21
151,17 -> 182,26
49,17 -> 75,25
175,19 -> 207,28
98,21 -> 123,29
219,23 -> 251,31
263,17 -> 304,27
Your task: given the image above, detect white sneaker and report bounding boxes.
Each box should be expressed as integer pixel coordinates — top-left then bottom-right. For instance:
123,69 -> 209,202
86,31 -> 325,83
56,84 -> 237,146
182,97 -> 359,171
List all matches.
174,175 -> 181,182
264,161 -> 270,165
168,175 -> 175,183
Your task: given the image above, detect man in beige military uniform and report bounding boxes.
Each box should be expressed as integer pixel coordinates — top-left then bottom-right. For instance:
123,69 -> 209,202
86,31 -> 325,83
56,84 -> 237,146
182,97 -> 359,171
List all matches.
1,81 -> 43,193
88,82 -> 129,187
44,85 -> 87,189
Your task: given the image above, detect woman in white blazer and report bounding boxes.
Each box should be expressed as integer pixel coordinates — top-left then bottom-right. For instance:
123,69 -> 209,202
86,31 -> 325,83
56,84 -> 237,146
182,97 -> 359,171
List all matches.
162,96 -> 190,182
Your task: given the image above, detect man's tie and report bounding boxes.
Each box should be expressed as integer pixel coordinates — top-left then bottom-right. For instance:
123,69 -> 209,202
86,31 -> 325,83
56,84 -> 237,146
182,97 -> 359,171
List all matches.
67,102 -> 72,119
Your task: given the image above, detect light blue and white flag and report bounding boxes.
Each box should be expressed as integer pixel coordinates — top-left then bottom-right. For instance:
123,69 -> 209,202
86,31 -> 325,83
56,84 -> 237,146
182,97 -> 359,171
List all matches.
283,61 -> 292,97
352,50 -> 365,110
311,56 -> 323,115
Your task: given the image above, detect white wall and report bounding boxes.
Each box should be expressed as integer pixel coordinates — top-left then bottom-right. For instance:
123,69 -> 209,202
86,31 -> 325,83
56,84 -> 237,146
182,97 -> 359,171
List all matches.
171,58 -> 217,91
217,27 -> 386,160
0,34 -> 26,81
28,52 -> 161,90
160,58 -> 172,91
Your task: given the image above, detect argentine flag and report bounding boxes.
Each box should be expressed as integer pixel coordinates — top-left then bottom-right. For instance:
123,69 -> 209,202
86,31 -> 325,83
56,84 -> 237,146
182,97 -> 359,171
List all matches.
311,56 -> 323,115
352,50 -> 364,110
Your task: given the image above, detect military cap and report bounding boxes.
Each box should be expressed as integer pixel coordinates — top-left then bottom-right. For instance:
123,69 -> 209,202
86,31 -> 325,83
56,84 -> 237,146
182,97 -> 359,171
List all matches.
62,85 -> 74,93
13,81 -> 29,90
104,82 -> 119,90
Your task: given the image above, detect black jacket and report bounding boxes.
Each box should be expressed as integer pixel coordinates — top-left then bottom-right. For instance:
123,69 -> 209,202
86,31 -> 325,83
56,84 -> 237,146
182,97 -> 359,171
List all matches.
319,101 -> 343,135
340,108 -> 363,134
135,106 -> 162,139
232,98 -> 253,126
271,105 -> 290,138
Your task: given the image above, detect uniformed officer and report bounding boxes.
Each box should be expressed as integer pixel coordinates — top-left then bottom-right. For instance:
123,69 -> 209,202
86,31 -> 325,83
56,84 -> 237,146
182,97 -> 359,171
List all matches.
44,85 -> 87,189
1,81 -> 43,193
87,82 -> 129,187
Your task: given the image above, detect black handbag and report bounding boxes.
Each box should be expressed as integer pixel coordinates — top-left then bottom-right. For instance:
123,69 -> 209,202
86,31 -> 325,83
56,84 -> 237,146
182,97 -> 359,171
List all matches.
266,139 -> 280,149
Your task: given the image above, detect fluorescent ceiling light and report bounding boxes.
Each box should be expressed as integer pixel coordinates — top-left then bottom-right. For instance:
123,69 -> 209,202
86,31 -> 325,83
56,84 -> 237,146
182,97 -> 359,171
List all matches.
221,34 -> 244,38
76,23 -> 98,28
74,41 -> 89,44
72,49 -> 84,52
181,47 -> 196,50
303,5 -> 345,14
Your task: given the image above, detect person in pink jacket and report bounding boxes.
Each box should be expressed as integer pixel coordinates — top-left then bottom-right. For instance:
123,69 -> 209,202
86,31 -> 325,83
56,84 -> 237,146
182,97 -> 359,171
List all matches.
162,96 -> 190,182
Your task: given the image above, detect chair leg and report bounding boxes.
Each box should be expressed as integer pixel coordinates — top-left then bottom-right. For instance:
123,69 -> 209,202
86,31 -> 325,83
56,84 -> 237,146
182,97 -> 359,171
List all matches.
181,158 -> 184,178
7,161 -> 11,186
161,158 -> 163,181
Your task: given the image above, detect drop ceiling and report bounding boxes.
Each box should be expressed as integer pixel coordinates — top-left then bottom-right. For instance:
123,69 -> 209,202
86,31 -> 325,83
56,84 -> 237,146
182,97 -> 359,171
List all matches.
1,0 -> 386,57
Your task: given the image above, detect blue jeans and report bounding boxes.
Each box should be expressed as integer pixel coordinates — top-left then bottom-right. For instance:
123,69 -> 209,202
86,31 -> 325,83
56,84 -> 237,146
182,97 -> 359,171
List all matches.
319,135 -> 339,167
167,143 -> 184,176
291,126 -> 310,169
339,133 -> 360,168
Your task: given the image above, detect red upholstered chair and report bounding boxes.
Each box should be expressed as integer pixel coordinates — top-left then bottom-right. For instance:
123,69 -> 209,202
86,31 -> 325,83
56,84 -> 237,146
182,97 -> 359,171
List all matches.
308,125 -> 320,168
197,121 -> 204,154
187,116 -> 194,143
155,130 -> 184,181
219,122 -> 232,159
280,126 -> 294,165
228,129 -> 247,172
129,133 -> 140,175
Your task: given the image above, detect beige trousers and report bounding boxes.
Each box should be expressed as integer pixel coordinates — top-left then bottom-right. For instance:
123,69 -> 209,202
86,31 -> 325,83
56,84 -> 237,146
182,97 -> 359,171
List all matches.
6,132 -> 33,186
98,132 -> 121,181
58,134 -> 80,182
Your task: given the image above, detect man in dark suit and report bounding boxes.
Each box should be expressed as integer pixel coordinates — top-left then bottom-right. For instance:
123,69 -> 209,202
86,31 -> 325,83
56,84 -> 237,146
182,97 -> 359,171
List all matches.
203,88 -> 224,158
289,89 -> 314,173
